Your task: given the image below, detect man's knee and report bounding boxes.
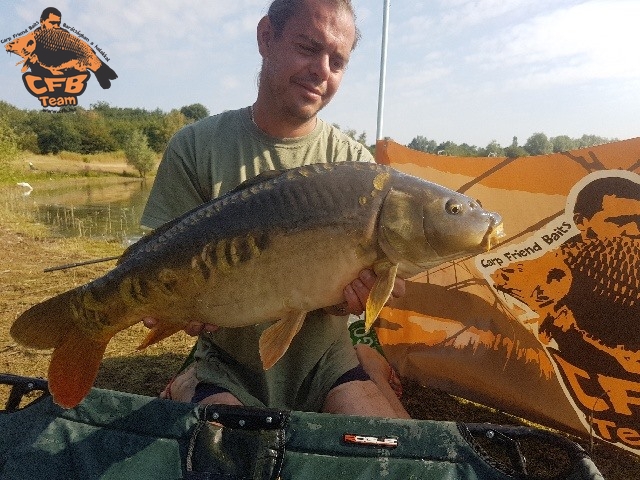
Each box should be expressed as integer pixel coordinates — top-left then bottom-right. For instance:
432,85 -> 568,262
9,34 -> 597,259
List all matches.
322,379 -> 396,416
161,362 -> 244,406
161,363 -> 199,402
198,391 -> 244,406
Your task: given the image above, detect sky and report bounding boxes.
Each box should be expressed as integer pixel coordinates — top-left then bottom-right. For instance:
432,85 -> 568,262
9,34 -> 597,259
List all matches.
1,0 -> 639,148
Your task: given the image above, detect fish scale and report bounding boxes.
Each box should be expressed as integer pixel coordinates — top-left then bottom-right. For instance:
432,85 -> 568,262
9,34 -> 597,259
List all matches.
10,162 -> 503,408
35,28 -> 91,56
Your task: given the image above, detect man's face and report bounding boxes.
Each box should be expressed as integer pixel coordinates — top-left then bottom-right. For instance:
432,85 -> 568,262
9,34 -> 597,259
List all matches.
579,195 -> 640,240
42,14 -> 61,30
258,0 -> 356,122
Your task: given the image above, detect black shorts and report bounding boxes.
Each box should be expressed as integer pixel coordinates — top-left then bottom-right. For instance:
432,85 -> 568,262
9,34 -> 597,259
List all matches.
191,364 -> 370,404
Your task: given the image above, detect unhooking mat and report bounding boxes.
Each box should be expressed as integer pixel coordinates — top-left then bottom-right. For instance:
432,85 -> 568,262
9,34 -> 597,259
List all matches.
0,373 -> 604,480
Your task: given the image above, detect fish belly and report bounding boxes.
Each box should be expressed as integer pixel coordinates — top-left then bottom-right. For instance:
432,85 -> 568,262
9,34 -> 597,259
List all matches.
191,226 -> 379,326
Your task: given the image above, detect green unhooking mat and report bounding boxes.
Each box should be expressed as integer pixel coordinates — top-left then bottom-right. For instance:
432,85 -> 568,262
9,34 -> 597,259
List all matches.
0,374 -> 603,480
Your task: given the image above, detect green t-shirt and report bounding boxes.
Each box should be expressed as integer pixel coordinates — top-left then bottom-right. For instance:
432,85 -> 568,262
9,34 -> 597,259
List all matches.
141,107 -> 374,411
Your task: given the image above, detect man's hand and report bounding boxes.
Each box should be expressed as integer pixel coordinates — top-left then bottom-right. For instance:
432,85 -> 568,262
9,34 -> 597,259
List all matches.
325,268 -> 406,316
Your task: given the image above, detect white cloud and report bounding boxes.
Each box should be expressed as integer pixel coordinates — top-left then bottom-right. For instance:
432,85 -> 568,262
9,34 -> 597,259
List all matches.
437,0 -> 542,30
468,1 -> 640,86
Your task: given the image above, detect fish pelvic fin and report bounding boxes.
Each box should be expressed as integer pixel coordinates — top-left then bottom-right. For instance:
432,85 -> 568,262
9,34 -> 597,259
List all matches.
259,311 -> 306,370
48,325 -> 110,408
364,263 -> 399,332
137,321 -> 185,350
10,290 -> 78,349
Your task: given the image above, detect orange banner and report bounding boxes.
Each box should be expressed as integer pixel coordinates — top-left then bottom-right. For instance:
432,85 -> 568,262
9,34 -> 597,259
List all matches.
376,139 -> 640,455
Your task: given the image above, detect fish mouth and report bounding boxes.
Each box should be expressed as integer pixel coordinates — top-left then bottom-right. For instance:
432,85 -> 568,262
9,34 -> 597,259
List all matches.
481,214 -> 505,251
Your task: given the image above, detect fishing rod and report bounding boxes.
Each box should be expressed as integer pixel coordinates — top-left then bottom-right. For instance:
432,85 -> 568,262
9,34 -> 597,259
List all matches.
43,255 -> 121,273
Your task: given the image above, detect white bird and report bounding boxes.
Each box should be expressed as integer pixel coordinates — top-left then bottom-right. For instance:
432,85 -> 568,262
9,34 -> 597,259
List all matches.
16,182 -> 33,196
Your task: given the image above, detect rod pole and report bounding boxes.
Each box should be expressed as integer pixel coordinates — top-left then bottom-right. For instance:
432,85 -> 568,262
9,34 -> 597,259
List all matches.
376,0 -> 391,140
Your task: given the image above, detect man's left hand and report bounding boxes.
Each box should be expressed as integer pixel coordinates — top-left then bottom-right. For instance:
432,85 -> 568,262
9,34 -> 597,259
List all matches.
326,268 -> 406,316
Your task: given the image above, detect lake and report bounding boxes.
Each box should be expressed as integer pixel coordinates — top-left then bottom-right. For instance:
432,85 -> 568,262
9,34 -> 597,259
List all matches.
9,177 -> 152,243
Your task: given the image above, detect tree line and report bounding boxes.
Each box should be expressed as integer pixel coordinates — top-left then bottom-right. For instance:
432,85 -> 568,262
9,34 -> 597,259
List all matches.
405,133 -> 618,158
0,99 -> 619,177
0,101 -> 209,176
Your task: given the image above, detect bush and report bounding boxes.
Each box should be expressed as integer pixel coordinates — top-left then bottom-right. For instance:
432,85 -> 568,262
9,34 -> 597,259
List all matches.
124,130 -> 157,178
0,121 -> 20,168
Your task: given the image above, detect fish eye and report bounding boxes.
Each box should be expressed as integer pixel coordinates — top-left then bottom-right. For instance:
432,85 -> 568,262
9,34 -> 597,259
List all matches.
445,199 -> 464,215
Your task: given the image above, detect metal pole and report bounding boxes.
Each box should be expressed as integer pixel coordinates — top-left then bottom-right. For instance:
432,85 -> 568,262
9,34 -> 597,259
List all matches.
376,0 -> 390,140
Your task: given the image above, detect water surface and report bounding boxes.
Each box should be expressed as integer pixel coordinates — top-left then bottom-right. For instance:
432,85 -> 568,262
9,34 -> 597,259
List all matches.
10,177 -> 152,242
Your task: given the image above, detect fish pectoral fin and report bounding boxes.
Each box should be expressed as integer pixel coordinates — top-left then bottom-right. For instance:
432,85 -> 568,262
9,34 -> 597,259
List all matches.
364,263 -> 399,332
259,311 -> 306,370
138,321 -> 185,350
48,329 -> 110,409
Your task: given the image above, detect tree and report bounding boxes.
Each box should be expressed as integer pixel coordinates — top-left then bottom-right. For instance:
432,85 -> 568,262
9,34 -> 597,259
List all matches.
180,103 -> 210,122
342,127 -> 357,139
524,132 -> 553,156
456,143 -> 479,157
504,136 -> 529,159
33,112 -> 82,154
76,111 -> 117,153
407,135 -> 436,153
124,130 -> 156,177
332,124 -> 368,146
143,109 -> 186,153
551,135 -> 576,153
436,140 -> 473,156
0,119 -> 20,168
481,140 -> 504,157
576,134 -> 613,148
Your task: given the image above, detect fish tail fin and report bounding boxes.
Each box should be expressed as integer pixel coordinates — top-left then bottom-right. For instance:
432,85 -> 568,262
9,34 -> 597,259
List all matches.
11,289 -> 113,408
259,311 -> 306,370
94,63 -> 118,89
137,321 -> 185,350
10,290 -> 78,349
48,329 -> 109,408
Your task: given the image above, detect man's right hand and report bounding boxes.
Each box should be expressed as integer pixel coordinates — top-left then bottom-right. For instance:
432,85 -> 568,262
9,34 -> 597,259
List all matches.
141,318 -> 219,337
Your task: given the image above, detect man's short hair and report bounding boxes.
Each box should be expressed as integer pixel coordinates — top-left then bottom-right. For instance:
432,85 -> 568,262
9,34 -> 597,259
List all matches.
267,0 -> 361,49
40,7 -> 62,22
574,176 -> 640,221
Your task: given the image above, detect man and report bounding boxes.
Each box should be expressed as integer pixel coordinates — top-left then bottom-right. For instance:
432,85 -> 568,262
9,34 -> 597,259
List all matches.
39,7 -> 63,30
141,0 -> 409,418
492,172 -> 640,451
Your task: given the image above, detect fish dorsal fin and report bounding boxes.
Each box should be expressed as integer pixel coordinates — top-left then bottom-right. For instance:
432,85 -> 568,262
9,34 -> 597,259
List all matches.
258,310 -> 306,370
118,222 -> 174,264
364,263 -> 399,332
119,170 -> 288,265
228,169 -> 287,194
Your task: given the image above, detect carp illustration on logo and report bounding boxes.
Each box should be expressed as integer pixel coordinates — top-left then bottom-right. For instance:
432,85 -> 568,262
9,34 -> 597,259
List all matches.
5,7 -> 117,108
479,170 -> 640,455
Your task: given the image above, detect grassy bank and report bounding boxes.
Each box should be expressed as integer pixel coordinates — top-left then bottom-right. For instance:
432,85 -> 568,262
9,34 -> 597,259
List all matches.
1,152 -> 188,399
1,150 -> 142,185
0,198 -> 195,395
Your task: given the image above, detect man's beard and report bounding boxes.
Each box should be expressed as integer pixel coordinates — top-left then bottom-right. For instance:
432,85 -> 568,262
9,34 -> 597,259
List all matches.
260,65 -> 326,123
562,235 -> 640,348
